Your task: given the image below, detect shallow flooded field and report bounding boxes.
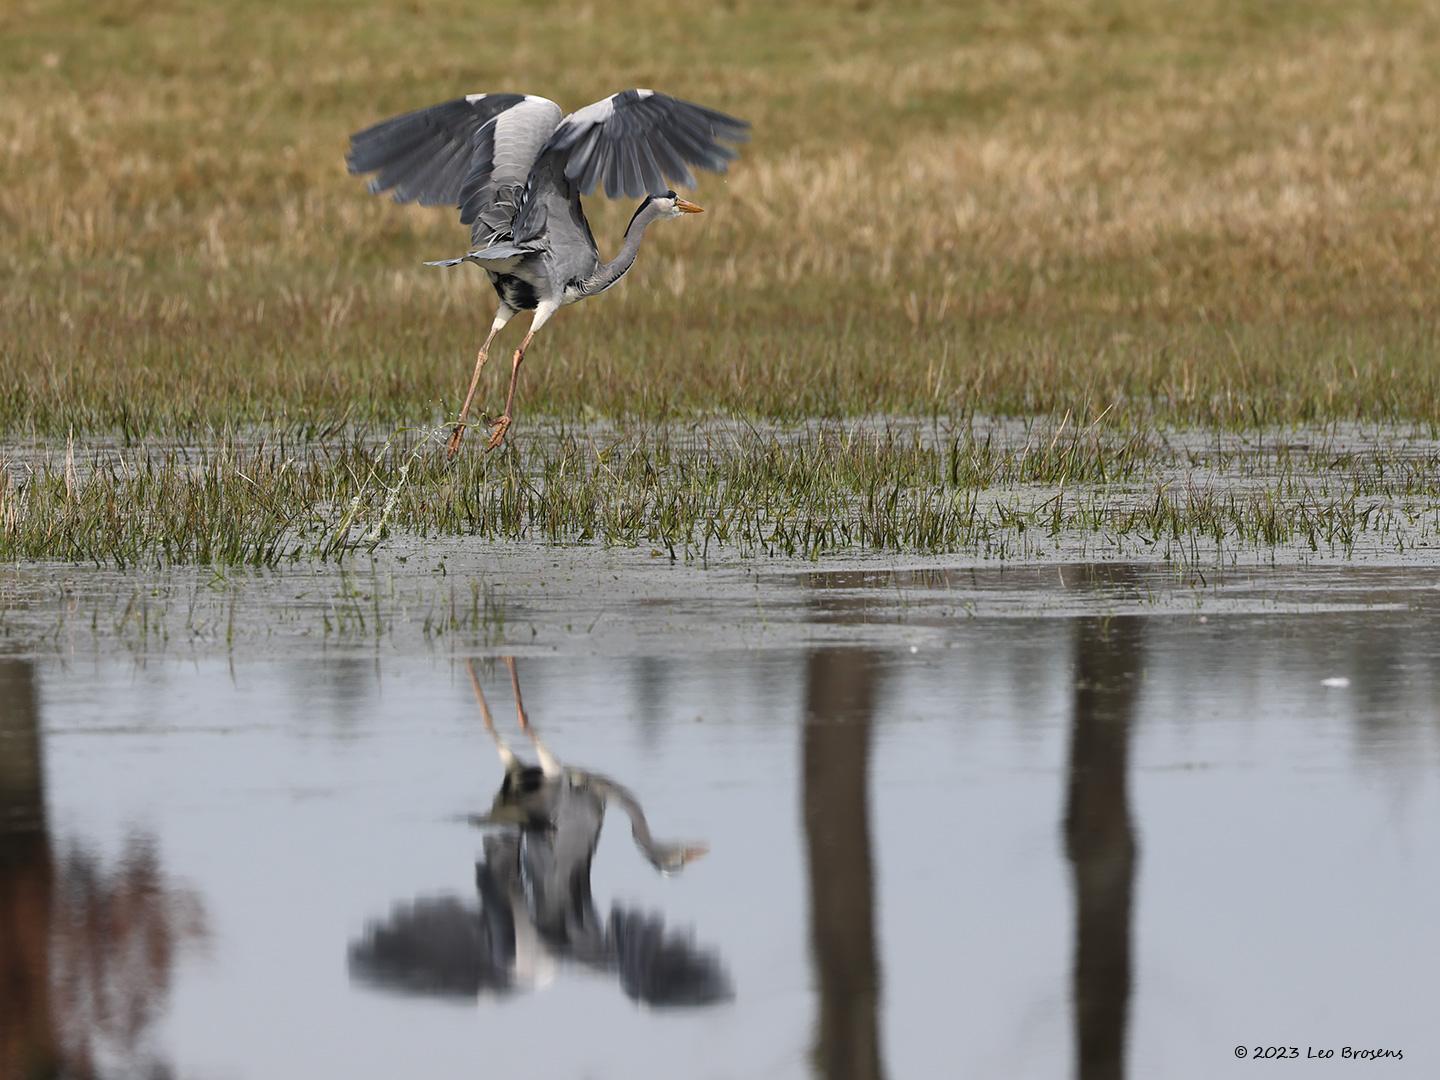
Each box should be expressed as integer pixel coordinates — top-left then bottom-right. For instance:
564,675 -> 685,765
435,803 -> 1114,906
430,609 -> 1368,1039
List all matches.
3,559 -> 1437,1078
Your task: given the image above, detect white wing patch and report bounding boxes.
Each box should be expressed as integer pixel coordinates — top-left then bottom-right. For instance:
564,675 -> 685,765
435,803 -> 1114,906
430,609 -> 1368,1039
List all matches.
490,97 -> 563,183
558,95 -> 616,132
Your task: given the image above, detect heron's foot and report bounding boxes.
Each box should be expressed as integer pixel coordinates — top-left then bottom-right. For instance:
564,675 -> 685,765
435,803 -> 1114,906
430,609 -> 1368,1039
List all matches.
445,422 -> 468,460
485,414 -> 512,452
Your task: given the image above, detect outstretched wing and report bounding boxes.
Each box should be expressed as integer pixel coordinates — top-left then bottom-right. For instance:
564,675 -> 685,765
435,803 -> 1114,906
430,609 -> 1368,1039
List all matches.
346,93 -> 564,245
549,89 -> 749,200
511,89 -> 749,249
346,93 -> 529,207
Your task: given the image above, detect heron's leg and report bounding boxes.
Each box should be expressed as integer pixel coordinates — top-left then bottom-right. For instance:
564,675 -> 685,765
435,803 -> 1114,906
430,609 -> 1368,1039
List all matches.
447,308 -> 512,460
467,658 -> 518,770
507,657 -> 561,777
485,332 -> 533,452
487,301 -> 558,452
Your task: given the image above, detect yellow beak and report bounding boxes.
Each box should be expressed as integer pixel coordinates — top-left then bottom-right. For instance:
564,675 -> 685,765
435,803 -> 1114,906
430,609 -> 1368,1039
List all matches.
675,198 -> 705,214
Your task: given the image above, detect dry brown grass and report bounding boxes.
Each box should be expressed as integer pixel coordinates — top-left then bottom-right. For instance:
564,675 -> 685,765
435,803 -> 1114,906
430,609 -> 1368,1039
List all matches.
3,0 -> 1440,434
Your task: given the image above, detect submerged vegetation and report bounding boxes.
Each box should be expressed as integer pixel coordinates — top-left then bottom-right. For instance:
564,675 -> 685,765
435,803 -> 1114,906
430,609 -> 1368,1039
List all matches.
4,421 -> 1439,566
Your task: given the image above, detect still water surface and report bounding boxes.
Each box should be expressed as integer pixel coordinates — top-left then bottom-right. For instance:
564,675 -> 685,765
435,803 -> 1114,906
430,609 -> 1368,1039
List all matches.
3,565 -> 1438,1078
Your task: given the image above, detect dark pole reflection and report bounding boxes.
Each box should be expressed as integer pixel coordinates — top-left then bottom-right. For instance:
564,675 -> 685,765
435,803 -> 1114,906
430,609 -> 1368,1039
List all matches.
803,649 -> 886,1080
0,659 -> 206,1080
0,658 -> 60,1078
1065,616 -> 1143,1080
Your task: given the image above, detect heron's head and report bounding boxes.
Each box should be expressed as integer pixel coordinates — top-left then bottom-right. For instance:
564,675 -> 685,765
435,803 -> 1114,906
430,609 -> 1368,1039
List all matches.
651,841 -> 710,876
628,190 -> 704,232
658,190 -> 705,218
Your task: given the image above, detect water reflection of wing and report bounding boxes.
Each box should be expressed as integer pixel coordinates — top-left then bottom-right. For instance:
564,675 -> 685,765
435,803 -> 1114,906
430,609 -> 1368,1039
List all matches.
609,908 -> 733,1007
347,838 -> 520,997
348,871 -> 732,1003
347,892 -> 514,997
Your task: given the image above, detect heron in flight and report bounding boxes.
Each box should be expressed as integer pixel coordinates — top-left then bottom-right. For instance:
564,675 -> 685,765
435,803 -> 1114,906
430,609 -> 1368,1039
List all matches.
346,89 -> 749,456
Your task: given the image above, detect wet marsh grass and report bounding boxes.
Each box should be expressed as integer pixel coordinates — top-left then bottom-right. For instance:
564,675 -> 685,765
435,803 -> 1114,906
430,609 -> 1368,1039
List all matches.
5,421 -> 1440,565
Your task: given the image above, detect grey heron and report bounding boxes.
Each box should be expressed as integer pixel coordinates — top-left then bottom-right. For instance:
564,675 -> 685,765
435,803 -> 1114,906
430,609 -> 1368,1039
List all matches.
346,89 -> 750,456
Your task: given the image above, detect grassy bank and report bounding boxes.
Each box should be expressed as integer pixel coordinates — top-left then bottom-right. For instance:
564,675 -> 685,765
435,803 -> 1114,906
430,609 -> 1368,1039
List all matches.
4,0 -> 1440,435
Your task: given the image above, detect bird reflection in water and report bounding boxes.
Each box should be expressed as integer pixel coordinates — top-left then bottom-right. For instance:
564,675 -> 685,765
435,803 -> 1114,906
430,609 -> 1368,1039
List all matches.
348,657 -> 731,1006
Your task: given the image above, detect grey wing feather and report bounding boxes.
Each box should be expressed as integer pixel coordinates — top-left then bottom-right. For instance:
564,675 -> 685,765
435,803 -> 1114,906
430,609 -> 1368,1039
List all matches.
424,243 -> 532,272
549,90 -> 750,199
346,93 -> 527,207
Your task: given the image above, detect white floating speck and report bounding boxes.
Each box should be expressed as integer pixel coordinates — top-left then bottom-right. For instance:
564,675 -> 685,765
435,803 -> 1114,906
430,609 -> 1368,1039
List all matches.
1321,677 -> 1350,689
909,645 -> 919,654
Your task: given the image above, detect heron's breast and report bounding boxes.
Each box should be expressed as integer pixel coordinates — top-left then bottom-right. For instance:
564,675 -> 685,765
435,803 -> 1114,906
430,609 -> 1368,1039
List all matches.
491,273 -> 540,312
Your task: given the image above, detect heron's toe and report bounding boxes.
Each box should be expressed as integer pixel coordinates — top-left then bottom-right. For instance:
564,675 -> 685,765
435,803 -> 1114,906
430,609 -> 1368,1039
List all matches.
485,415 -> 512,452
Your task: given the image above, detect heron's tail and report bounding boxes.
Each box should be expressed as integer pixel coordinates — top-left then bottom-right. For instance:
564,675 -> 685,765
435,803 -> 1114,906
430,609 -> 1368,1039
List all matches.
425,243 -> 533,272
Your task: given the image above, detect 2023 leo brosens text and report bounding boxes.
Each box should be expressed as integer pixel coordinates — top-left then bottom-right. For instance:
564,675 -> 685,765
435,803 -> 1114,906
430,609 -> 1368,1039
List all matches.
1235,1046 -> 1403,1061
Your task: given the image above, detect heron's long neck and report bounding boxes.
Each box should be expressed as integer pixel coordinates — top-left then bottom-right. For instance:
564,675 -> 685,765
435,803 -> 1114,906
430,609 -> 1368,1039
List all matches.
586,775 -> 666,864
578,209 -> 656,297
